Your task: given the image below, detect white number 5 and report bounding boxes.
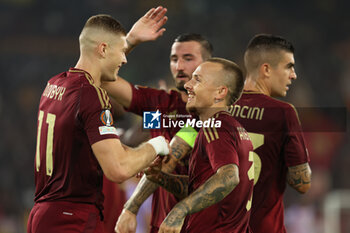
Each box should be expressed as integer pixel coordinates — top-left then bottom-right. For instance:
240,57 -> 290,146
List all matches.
246,132 -> 264,211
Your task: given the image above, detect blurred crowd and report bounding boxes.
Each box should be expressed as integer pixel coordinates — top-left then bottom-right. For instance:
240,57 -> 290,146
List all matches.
0,0 -> 349,232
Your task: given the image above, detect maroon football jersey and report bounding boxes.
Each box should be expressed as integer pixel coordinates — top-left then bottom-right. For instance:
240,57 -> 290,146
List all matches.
34,68 -> 119,212
187,112 -> 253,233
127,84 -> 190,228
233,91 -> 310,233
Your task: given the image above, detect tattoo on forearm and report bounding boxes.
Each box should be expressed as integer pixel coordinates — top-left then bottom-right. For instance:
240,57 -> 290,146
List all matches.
150,171 -> 188,199
287,163 -> 311,188
170,138 -> 191,161
163,202 -> 189,227
125,175 -> 159,214
181,164 -> 238,215
125,138 -> 192,214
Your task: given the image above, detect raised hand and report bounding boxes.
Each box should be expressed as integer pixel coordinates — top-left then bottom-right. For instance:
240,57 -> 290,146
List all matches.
126,6 -> 168,48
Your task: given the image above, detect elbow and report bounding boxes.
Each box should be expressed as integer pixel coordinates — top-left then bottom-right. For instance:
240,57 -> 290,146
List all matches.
232,176 -> 240,188
219,164 -> 240,194
287,163 -> 312,194
104,169 -> 130,184
228,176 -> 240,193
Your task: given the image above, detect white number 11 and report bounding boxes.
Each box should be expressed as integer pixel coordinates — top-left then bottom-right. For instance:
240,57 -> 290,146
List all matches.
35,110 -> 56,176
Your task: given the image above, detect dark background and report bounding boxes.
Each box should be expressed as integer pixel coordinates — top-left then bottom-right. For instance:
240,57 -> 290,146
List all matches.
0,0 -> 349,232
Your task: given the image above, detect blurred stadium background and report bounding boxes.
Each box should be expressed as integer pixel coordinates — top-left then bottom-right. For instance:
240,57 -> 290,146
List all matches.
0,0 -> 349,232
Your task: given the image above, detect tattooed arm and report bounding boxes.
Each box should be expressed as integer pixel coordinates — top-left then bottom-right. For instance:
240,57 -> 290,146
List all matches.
115,136 -> 192,233
144,136 -> 192,199
121,136 -> 190,213
287,162 -> 312,194
158,164 -> 239,233
146,169 -> 189,200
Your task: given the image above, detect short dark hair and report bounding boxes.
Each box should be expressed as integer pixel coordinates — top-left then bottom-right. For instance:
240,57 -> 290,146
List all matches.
83,14 -> 126,35
246,34 -> 294,53
208,57 -> 245,105
174,33 -> 213,60
244,34 -> 294,74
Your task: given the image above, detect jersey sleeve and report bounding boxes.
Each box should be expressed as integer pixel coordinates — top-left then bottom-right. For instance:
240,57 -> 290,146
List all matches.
126,83 -> 170,116
204,119 -> 239,172
79,84 -> 119,145
283,104 -> 310,167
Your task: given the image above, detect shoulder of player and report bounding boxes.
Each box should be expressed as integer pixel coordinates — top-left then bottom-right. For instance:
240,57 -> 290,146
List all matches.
241,91 -> 292,108
50,70 -> 67,79
201,112 -> 243,144
265,98 -> 302,127
271,99 -> 300,116
81,83 -> 112,109
212,111 -> 239,131
213,111 -> 235,124
258,95 -> 299,114
215,113 -> 251,143
67,67 -> 93,80
269,97 -> 293,107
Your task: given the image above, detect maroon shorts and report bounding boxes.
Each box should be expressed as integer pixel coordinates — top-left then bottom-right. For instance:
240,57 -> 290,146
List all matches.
27,201 -> 104,233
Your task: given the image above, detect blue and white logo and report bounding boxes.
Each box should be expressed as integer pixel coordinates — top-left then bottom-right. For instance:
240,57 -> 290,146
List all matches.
143,110 -> 161,129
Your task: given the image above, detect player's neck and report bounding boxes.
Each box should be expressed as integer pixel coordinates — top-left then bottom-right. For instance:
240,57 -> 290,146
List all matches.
244,76 -> 271,96
75,57 -> 102,87
199,104 -> 227,121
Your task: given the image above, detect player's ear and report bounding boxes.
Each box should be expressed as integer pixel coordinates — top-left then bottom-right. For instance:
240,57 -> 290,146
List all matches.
216,85 -> 228,100
97,42 -> 107,58
260,63 -> 271,77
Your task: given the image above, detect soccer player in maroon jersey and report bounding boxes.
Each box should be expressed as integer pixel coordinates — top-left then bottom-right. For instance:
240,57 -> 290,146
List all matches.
146,58 -> 254,233
100,7 -> 169,233
103,23 -> 214,233
27,13 -> 171,233
231,34 -> 312,233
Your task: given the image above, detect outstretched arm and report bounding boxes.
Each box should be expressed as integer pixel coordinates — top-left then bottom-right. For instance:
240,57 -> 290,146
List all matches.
158,164 -> 240,233
287,162 -> 312,194
102,6 -> 168,108
92,136 -> 170,184
126,136 -> 191,212
115,136 -> 192,233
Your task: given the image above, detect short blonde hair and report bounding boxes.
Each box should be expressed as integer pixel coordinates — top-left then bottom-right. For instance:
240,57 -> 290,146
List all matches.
83,14 -> 126,35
